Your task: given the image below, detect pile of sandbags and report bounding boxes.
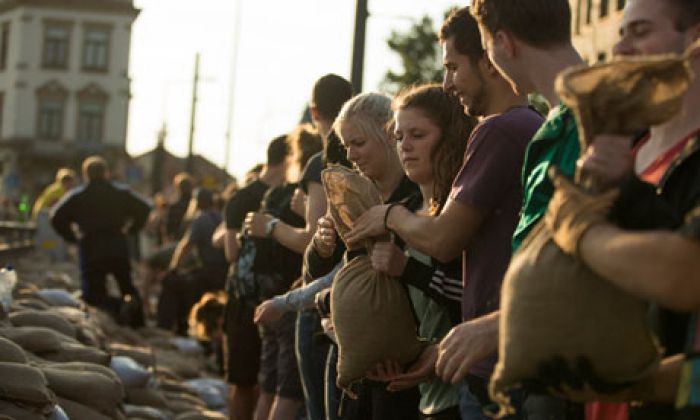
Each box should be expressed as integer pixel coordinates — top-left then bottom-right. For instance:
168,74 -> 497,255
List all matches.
0,260 -> 228,419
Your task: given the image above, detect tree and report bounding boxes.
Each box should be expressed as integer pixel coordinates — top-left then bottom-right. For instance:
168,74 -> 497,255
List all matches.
381,16 -> 444,94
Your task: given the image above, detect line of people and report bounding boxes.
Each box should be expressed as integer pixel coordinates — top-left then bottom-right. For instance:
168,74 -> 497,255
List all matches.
215,1 -> 700,419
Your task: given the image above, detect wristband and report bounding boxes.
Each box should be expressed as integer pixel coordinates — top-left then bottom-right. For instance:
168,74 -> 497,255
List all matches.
384,203 -> 399,233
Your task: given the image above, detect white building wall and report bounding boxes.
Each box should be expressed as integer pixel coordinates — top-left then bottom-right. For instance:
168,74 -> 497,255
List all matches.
0,6 -> 134,147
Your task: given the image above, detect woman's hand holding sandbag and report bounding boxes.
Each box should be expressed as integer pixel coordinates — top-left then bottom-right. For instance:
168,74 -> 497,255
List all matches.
371,242 -> 407,277
344,204 -> 390,244
545,168 -> 620,258
386,344 -> 438,392
313,216 -> 337,258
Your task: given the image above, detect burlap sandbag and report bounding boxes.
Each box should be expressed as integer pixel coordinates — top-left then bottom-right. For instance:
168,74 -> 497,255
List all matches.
321,165 -> 424,391
490,47 -> 696,414
10,310 -> 77,339
0,399 -> 50,420
42,341 -> 111,365
0,326 -> 63,354
57,397 -> 113,420
44,361 -> 122,384
42,366 -> 124,418
175,410 -> 228,420
109,343 -> 156,367
125,387 -> 169,410
0,362 -> 55,406
0,336 -> 28,363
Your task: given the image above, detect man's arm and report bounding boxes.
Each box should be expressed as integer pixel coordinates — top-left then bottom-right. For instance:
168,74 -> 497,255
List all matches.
580,224 -> 700,312
223,228 -> 240,263
387,199 -> 484,263
50,194 -> 77,242
169,236 -> 193,270
249,181 -> 327,254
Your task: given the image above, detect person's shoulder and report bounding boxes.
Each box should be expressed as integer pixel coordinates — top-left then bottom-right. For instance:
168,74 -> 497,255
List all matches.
532,104 -> 577,141
227,180 -> 267,207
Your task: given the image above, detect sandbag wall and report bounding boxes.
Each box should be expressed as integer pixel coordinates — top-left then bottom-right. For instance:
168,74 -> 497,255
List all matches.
0,269 -> 228,420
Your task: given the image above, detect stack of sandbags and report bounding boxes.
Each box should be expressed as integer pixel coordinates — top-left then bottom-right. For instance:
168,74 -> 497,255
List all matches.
41,362 -> 125,419
0,325 -> 110,365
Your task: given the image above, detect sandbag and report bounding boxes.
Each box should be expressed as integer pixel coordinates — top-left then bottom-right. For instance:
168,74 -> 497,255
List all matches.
0,362 -> 55,406
0,326 -> 63,354
57,397 -> 112,420
322,165 -> 424,391
10,310 -> 77,339
159,378 -> 199,396
42,341 -> 111,365
123,404 -> 169,420
12,298 -> 51,311
42,365 -> 124,417
154,348 -> 201,379
108,343 -> 156,367
490,48 -> 696,414
43,361 -> 122,388
111,355 -> 152,388
184,378 -> 227,409
36,289 -> 80,308
125,387 -> 169,410
0,336 -> 28,363
175,410 -> 227,420
0,399 -> 50,420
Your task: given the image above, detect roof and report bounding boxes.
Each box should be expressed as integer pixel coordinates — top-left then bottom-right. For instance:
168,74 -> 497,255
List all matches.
0,0 -> 139,16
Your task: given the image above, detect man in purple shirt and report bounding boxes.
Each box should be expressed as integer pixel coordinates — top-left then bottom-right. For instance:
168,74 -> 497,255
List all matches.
346,8 -> 543,418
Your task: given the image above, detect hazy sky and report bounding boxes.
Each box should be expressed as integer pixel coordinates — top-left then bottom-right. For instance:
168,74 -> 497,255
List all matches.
127,0 -> 460,181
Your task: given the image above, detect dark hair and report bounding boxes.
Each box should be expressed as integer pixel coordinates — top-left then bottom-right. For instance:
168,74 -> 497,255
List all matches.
393,84 -> 477,215
311,74 -> 353,122
439,7 -> 486,64
324,130 -> 353,168
470,0 -> 571,48
666,0 -> 700,31
195,187 -> 214,210
288,124 -> 322,171
267,134 -> 290,166
81,155 -> 108,182
189,292 -> 226,341
173,172 -> 193,196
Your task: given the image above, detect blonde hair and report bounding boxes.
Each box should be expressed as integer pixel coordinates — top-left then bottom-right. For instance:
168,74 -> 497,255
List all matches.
334,92 -> 393,150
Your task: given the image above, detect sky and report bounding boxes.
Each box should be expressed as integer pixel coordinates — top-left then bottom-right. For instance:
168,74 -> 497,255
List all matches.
127,0 -> 460,182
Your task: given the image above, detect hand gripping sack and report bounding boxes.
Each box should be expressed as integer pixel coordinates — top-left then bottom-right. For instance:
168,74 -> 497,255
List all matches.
490,47 -> 696,415
321,165 -> 424,392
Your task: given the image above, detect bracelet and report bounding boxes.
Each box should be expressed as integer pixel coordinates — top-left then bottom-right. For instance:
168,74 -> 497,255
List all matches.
383,203 -> 399,233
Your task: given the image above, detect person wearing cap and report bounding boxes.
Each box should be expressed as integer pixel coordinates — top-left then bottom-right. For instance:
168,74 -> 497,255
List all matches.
160,187 -> 228,335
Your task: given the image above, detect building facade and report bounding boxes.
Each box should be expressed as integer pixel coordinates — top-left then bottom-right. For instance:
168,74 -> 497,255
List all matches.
570,0 -> 626,63
0,0 -> 138,201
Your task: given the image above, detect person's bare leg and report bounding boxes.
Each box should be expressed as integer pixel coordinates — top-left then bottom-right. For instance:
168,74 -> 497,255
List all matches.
268,396 -> 303,420
253,391 -> 274,420
229,384 -> 258,420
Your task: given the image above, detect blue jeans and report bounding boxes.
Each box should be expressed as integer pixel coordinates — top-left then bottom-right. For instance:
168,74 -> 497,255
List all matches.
325,344 -> 342,420
459,380 -> 490,420
296,310 -> 329,420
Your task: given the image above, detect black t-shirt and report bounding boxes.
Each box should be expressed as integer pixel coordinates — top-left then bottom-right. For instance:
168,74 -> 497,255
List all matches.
299,152 -> 323,195
259,183 -> 305,285
224,179 -> 269,230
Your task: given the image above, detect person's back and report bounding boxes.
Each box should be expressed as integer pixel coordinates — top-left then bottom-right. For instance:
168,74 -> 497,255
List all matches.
190,208 -> 226,267
53,180 -> 149,242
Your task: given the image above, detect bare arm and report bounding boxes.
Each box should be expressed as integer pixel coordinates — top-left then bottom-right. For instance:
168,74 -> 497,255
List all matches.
223,228 -> 240,263
212,223 -> 226,248
580,224 -> 700,312
388,198 -> 485,263
169,238 -> 193,270
270,182 -> 327,254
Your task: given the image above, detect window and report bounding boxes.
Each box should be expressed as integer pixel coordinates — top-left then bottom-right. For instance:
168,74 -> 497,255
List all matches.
36,81 -> 67,140
617,0 -> 626,10
0,23 -> 9,71
77,100 -> 105,143
82,26 -> 110,71
597,52 -> 607,63
42,23 -> 71,69
600,0 -> 609,18
77,84 -> 108,144
37,98 -> 65,140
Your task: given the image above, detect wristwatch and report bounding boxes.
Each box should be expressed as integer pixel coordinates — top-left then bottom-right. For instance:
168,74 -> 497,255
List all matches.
265,217 -> 280,238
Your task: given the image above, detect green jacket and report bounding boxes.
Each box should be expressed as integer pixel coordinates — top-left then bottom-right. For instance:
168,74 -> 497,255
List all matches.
512,105 -> 581,251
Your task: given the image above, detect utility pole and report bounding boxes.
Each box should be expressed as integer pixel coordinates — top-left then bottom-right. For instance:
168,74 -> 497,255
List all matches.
151,122 -> 167,194
186,53 -> 200,174
223,0 -> 242,185
350,0 -> 368,93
